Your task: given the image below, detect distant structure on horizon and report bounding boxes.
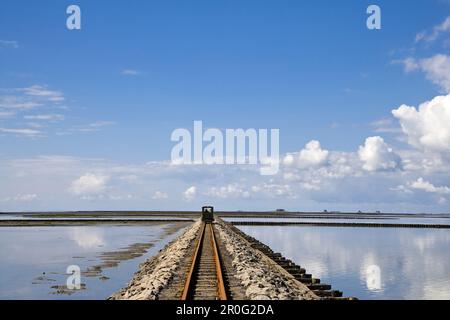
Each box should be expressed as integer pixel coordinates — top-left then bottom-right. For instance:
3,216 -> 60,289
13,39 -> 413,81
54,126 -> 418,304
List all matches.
323,210 -> 342,214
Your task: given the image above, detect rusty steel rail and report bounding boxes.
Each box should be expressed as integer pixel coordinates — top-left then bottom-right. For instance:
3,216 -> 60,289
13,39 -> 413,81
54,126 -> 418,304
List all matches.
181,222 -> 228,300
181,222 -> 206,300
209,223 -> 227,300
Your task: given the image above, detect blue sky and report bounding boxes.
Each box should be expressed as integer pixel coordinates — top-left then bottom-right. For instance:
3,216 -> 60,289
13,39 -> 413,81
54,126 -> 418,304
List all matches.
1,0 -> 450,212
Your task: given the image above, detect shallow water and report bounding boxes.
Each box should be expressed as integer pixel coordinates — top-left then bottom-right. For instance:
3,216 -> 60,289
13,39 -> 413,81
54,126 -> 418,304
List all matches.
0,223 -> 190,299
238,225 -> 450,300
224,217 -> 450,225
0,214 -> 192,221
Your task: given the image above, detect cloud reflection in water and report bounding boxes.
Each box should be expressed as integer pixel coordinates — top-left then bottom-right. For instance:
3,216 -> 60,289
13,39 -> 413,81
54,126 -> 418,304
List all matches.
70,227 -> 105,249
238,226 -> 450,300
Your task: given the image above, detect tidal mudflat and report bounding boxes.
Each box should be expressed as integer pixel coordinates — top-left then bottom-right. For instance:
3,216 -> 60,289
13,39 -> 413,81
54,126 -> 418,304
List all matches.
237,225 -> 450,300
0,222 -> 191,299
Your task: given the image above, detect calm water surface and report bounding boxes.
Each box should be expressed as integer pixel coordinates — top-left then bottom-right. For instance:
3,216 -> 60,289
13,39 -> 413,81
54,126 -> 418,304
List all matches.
238,225 -> 450,300
0,214 -> 192,221
0,223 -> 190,299
225,217 -> 450,225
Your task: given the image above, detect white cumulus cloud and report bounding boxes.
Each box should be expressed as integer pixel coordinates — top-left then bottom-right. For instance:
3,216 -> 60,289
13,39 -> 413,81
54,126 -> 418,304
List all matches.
298,140 -> 329,168
69,173 -> 108,196
183,186 -> 197,201
409,178 -> 450,194
392,94 -> 450,153
358,136 -> 401,172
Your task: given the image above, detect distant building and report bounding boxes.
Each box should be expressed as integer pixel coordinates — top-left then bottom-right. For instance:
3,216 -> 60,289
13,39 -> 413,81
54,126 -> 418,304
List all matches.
275,209 -> 286,213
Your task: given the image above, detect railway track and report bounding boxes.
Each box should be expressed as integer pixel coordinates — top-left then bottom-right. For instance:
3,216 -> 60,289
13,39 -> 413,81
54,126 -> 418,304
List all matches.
181,222 -> 228,300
